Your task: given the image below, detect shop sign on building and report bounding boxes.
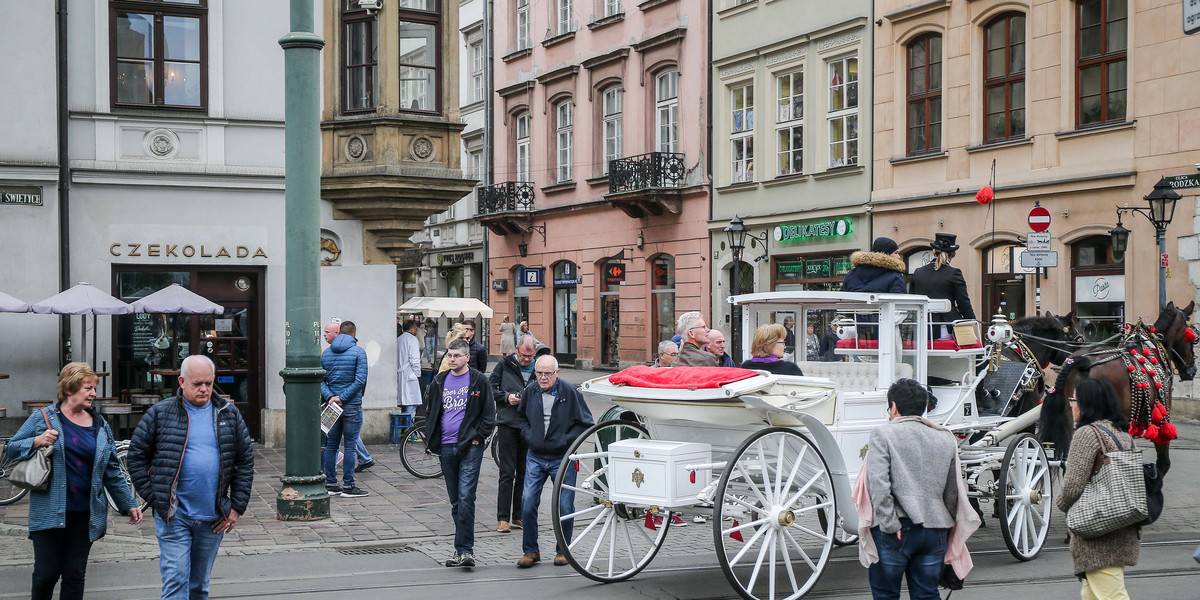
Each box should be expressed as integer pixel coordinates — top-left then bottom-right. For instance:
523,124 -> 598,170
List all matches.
906,250 -> 933,274
519,267 -> 544,287
1075,274 -> 1125,303
1,186 -> 43,206
438,251 -> 476,265
833,256 -> 853,277
777,260 -> 805,280
604,263 -> 626,284
773,217 -> 853,243
805,258 -> 831,278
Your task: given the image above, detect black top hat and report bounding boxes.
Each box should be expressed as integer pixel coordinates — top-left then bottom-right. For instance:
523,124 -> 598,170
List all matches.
930,233 -> 960,253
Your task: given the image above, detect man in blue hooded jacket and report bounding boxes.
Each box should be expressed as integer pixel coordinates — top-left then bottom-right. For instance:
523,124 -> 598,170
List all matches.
321,320 -> 370,497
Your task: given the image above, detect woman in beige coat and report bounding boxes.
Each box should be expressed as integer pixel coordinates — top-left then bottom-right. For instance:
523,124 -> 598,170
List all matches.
498,315 -> 517,357
1056,378 -> 1140,600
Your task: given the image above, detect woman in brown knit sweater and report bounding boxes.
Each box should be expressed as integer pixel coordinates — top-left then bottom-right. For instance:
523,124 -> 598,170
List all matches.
1056,378 -> 1140,599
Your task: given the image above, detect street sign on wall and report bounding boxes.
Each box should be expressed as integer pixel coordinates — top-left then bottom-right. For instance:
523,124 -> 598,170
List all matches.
1028,206 -> 1051,232
1020,250 -> 1058,268
1026,232 -> 1051,252
1165,172 -> 1200,189
1186,0 -> 1200,35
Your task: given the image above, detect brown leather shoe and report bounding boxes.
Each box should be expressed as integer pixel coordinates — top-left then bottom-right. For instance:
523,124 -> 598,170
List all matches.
517,552 -> 540,568
510,519 -> 523,530
553,553 -> 569,566
498,521 -> 511,533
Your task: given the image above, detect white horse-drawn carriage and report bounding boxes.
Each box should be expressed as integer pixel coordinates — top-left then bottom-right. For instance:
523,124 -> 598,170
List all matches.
550,291 -> 1054,600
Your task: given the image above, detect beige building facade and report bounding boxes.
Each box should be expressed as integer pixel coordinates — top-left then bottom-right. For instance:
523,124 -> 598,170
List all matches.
872,0 -> 1200,342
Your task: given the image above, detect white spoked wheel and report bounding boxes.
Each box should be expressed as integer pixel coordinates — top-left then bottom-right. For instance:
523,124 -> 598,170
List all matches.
714,428 -> 836,600
998,433 -> 1053,561
551,420 -> 670,583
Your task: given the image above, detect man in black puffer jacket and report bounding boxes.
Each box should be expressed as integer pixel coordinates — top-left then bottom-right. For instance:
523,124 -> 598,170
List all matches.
128,355 -> 254,599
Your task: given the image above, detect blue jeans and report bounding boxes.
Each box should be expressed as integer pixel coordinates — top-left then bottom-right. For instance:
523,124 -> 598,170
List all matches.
868,520 -> 948,600
154,512 -> 224,600
355,438 -> 373,463
522,453 -> 577,555
323,403 -> 362,488
439,443 -> 485,554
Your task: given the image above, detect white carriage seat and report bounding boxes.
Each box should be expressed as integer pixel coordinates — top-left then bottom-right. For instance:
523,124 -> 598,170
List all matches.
793,361 -> 914,392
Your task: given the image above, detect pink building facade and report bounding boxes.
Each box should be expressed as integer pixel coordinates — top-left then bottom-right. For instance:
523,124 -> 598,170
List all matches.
482,0 -> 711,368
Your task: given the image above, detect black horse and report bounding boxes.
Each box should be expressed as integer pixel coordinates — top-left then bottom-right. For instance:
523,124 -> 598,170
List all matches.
1001,311 -> 1082,417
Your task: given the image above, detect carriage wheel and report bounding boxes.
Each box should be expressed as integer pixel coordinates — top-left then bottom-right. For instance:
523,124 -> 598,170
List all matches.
998,433 -> 1052,561
816,508 -> 859,547
714,428 -> 836,600
551,419 -> 670,583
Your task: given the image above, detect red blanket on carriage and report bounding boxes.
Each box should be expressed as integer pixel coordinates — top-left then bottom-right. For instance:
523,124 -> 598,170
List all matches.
608,365 -> 761,389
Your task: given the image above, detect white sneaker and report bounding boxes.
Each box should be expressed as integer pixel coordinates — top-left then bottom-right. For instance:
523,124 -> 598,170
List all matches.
693,515 -> 707,524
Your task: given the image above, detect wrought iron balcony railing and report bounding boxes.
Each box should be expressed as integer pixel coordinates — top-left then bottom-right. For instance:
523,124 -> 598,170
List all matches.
608,152 -> 686,194
477,181 -> 535,215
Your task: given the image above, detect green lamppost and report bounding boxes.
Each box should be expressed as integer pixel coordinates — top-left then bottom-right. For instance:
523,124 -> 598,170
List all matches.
276,0 -> 329,520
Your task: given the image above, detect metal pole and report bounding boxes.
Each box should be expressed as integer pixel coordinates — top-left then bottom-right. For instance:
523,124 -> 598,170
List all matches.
1035,268 -> 1041,316
1158,227 -> 1167,311
731,253 -> 740,359
276,0 -> 328,521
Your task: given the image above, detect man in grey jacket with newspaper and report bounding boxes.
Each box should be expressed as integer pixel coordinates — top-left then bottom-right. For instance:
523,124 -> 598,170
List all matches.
866,378 -> 958,600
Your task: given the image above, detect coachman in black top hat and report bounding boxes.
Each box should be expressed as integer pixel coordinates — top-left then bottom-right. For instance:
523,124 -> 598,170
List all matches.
910,233 -> 976,339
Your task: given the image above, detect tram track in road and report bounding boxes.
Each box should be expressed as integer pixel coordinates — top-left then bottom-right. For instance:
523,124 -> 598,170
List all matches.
31,537 -> 1196,600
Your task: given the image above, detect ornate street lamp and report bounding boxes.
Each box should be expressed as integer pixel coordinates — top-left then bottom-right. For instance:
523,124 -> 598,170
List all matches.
725,216 -> 749,257
1112,176 -> 1181,310
518,238 -> 529,258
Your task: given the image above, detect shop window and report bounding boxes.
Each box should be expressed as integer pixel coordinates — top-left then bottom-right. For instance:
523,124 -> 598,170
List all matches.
655,70 -> 679,153
650,254 -> 675,344
1072,236 -> 1124,341
111,1 -> 208,109
982,243 -> 1026,320
398,0 -> 441,114
984,13 -> 1025,142
599,262 -> 621,367
342,1 -> 378,112
773,253 -> 852,291
906,34 -> 942,154
776,70 -> 803,176
1076,0 -> 1126,126
730,83 -> 754,183
827,56 -> 858,168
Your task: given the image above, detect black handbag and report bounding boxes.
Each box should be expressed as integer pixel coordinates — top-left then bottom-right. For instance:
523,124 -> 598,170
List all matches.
939,563 -> 964,591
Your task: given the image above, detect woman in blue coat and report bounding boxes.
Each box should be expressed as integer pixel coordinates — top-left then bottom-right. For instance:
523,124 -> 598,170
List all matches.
6,363 -> 142,600
841,237 -> 908,294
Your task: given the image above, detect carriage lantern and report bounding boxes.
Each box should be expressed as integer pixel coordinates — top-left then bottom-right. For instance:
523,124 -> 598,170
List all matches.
1111,177 -> 1181,310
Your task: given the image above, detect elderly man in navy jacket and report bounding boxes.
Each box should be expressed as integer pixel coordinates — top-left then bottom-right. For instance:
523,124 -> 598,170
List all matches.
515,355 -> 594,568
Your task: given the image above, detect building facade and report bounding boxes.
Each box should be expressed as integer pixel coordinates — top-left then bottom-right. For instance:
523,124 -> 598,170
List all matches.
872,0 -> 1199,343
482,0 -> 711,368
0,0 -> 471,445
710,0 -> 874,357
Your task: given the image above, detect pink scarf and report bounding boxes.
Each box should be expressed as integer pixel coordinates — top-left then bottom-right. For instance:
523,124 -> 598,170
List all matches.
853,416 -> 981,579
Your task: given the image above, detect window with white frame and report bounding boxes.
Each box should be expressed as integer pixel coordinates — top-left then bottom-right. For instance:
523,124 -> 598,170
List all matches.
470,42 -> 484,102
602,87 -> 623,174
447,203 -> 456,219
515,111 -> 531,182
655,70 -> 679,153
730,84 -> 754,183
467,150 -> 483,179
516,0 -> 531,50
604,0 -> 622,17
776,70 -> 803,176
827,56 -> 858,168
557,0 -> 572,35
556,100 -> 574,182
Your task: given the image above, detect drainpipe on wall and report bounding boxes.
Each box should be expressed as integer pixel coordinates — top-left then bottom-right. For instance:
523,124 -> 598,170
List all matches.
481,0 -> 493,316
56,0 -> 71,366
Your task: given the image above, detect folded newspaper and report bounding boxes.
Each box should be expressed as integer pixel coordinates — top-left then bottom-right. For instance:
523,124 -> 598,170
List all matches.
320,401 -> 343,434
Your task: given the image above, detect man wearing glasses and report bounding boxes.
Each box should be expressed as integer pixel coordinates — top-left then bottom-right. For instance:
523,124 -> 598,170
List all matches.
673,311 -> 719,367
651,340 -> 679,367
488,335 -> 539,533
461,320 -> 488,373
516,355 -> 594,568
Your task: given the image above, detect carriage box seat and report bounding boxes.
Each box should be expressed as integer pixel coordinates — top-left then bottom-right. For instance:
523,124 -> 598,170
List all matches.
793,361 -> 914,393
835,339 -> 983,351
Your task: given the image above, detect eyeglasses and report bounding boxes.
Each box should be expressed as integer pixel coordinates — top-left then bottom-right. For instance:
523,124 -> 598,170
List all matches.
516,351 -> 535,359
662,351 -> 679,357
535,371 -> 557,378
1068,397 -> 1077,404
689,326 -> 710,332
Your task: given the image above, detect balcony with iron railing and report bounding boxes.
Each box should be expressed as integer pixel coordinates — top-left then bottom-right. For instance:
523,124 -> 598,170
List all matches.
476,181 -> 536,235
605,152 -> 687,218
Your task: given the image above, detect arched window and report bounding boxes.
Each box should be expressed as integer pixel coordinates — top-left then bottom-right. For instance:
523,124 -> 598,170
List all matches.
514,111 -> 530,182
650,255 -> 676,344
1072,236 -> 1124,341
906,34 -> 942,154
984,13 -> 1026,142
602,87 -> 623,174
1076,0 -> 1127,126
555,99 -> 574,182
655,70 -> 679,153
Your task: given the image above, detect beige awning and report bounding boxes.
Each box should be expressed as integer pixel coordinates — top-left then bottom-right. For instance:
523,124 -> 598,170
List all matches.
398,297 -> 494,319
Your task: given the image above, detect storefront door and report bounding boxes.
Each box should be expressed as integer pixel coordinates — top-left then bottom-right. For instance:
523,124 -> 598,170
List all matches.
984,277 -> 1026,321
554,261 -> 578,364
601,294 -> 619,367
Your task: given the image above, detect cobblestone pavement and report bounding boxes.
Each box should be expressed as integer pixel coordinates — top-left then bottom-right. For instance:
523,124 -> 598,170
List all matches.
3,371 -> 1199,571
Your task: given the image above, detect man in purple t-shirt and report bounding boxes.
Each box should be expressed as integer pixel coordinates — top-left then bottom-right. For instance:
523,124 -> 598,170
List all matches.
423,339 -> 494,568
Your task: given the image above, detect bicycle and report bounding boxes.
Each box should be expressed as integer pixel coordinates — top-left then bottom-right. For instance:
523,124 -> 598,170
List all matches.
105,440 -> 150,513
398,418 -> 499,479
0,436 -> 30,506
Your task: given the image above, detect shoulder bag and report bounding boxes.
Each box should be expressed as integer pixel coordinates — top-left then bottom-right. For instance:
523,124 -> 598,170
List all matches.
1065,424 -> 1148,539
9,409 -> 54,492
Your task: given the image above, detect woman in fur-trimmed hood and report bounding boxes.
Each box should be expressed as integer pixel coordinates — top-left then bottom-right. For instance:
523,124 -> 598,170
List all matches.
841,237 -> 907,294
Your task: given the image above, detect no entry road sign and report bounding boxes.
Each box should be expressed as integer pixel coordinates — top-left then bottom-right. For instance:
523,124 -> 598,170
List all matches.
1028,206 -> 1051,232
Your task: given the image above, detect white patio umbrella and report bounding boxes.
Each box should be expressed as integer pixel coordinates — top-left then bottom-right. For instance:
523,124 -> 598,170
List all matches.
32,282 -> 134,370
131,283 -> 224,314
0,291 -> 30,313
